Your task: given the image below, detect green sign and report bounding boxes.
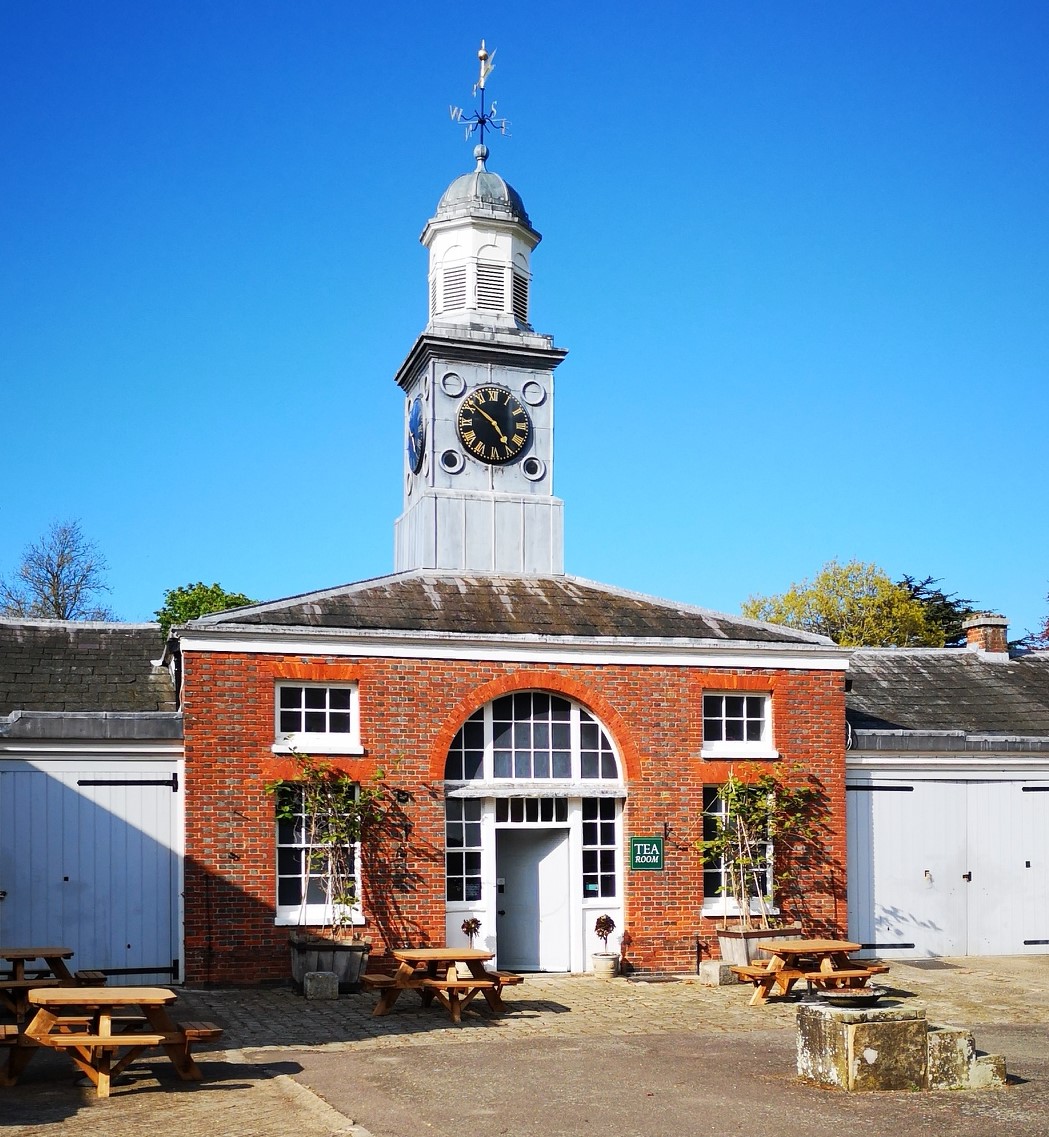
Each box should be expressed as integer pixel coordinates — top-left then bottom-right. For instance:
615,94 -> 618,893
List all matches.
630,836 -> 664,871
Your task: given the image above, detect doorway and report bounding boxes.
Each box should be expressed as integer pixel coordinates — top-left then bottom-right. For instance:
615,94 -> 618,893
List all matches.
495,829 -> 570,971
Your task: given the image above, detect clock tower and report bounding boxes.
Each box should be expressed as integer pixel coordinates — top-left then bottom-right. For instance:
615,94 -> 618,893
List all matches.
393,44 -> 567,575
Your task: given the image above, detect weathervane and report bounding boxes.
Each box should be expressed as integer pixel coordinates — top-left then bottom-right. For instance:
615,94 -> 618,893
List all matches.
449,39 -> 510,160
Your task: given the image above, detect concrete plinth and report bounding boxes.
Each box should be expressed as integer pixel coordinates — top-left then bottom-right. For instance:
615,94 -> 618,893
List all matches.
303,970 -> 339,1000
797,1001 -> 928,1091
697,960 -> 738,986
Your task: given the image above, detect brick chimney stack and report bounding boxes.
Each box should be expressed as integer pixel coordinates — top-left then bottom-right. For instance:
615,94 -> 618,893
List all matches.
962,613 -> 1009,657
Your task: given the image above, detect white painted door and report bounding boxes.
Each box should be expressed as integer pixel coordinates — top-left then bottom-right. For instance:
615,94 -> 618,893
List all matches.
0,759 -> 181,984
848,779 -> 1048,957
495,829 -> 570,971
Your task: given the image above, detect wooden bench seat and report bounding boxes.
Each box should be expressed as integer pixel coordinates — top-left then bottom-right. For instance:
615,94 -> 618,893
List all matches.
362,973 -> 400,988
804,969 -> 877,987
73,970 -> 108,985
0,1024 -> 19,1044
729,964 -> 773,981
41,1032 -> 167,1048
420,977 -> 498,990
485,970 -> 523,985
177,1020 -> 224,1042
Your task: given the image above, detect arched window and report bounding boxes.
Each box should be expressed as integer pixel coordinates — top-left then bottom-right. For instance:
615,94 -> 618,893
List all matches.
444,692 -> 620,784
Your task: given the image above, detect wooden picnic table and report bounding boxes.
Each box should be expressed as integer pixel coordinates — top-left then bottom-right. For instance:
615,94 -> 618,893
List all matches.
0,947 -> 76,1023
2,986 -> 223,1098
732,938 -> 881,1006
363,947 -> 522,1024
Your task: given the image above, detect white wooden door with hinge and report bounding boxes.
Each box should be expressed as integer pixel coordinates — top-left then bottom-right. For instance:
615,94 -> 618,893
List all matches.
847,779 -> 1049,956
0,759 -> 181,984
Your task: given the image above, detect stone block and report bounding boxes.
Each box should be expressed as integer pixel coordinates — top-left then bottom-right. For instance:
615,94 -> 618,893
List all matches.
697,960 -> 738,986
797,1002 -> 928,1091
969,1053 -> 1008,1089
303,970 -> 339,1000
926,1024 -> 976,1089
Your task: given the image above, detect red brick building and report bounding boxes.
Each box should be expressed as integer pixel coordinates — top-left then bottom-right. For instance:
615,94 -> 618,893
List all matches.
171,135 -> 851,984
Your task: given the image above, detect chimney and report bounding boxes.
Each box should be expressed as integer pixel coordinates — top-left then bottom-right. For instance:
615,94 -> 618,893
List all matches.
962,613 -> 1009,658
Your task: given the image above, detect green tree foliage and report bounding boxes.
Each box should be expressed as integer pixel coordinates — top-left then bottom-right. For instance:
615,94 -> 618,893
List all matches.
155,581 -> 256,636
897,574 -> 976,647
742,559 -> 943,647
0,520 -> 115,621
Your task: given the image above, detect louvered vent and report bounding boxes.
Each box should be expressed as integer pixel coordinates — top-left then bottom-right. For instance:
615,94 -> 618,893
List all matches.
429,276 -> 437,317
476,263 -> 505,311
512,272 -> 529,323
442,265 -> 467,311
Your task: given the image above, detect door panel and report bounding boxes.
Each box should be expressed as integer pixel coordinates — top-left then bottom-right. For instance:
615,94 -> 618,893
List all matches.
0,761 -> 179,984
495,829 -> 570,971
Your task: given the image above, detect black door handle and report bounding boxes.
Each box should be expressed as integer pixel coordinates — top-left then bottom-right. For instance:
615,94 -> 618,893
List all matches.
497,910 -> 506,916
962,872 -> 972,882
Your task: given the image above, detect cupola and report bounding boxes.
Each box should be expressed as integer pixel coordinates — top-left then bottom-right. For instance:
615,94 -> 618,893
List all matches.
422,144 -> 540,332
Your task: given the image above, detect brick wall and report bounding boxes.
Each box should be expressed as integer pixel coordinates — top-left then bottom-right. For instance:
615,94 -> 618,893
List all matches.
181,650 -> 847,984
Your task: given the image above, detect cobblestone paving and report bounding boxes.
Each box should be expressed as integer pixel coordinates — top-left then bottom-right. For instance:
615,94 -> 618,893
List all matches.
2,956 -> 1047,1136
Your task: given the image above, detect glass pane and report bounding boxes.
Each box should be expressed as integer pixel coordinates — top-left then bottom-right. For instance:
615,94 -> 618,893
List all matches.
601,822 -> 616,845
305,878 -> 326,904
746,720 -> 762,741
493,721 -> 512,748
552,723 -> 570,749
465,823 -> 481,847
496,800 -> 508,822
464,852 -> 481,875
464,720 -> 485,749
304,711 -> 325,732
277,816 -> 299,844
552,751 -> 571,778
581,753 -> 598,779
704,719 -> 723,741
279,711 -> 300,733
583,821 -> 597,845
445,754 -> 464,780
525,799 -> 538,823
725,720 -> 744,741
533,721 -> 550,749
600,850 -> 615,872
447,853 -> 463,876
534,751 -> 550,779
492,696 -> 514,720
550,696 -> 571,719
725,695 -> 745,717
582,799 -> 598,820
493,750 -> 511,778
581,722 -> 598,749
329,688 -> 352,710
446,798 -> 464,821
515,752 -> 531,778
513,692 -> 532,717
601,752 -> 617,778
465,799 -> 483,820
600,799 -> 615,820
463,749 -> 483,779
279,687 -> 300,708
555,799 -> 567,821
329,712 -> 351,733
447,879 -> 464,901
583,850 -> 597,873
584,878 -> 599,895
703,694 -> 721,716
277,879 -> 301,905
445,828 -> 463,848
465,880 -> 482,902
600,877 -> 616,898
532,692 -> 550,716
305,688 -> 326,709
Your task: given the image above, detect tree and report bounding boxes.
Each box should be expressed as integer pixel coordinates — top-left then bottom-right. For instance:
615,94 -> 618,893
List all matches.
897,574 -> 977,647
741,559 -> 943,647
0,520 -> 115,620
155,581 -> 257,636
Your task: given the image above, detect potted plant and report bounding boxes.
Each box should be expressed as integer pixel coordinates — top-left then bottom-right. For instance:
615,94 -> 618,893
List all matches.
592,914 -> 619,978
267,753 -> 391,992
461,917 -> 481,947
697,768 -> 820,965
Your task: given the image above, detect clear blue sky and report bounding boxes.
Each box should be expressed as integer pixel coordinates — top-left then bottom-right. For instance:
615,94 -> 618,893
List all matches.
3,2 -> 1047,638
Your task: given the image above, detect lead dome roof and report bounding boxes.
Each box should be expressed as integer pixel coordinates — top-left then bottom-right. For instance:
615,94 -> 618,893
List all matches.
434,147 -> 534,232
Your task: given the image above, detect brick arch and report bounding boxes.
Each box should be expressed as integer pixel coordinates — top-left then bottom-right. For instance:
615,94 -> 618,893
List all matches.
429,669 -> 641,783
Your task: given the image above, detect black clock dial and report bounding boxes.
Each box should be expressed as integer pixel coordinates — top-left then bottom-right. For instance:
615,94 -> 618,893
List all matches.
456,386 -> 531,465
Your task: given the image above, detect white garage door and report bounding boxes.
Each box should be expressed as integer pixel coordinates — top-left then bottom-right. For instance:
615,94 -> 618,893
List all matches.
0,758 -> 181,984
847,779 -> 1049,957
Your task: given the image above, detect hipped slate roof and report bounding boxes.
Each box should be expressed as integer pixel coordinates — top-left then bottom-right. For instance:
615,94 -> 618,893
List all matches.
846,649 -> 1049,735
191,571 -> 831,645
0,619 -> 176,716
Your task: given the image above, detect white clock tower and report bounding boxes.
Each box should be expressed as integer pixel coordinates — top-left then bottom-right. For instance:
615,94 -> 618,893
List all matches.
393,46 -> 567,575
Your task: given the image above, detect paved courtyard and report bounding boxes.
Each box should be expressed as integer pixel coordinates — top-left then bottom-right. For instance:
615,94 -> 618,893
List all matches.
2,956 -> 1048,1136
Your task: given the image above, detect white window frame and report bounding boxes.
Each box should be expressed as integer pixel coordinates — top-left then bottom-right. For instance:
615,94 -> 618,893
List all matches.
273,783 -> 364,927
700,692 -> 778,761
699,785 -> 778,918
272,682 -> 363,755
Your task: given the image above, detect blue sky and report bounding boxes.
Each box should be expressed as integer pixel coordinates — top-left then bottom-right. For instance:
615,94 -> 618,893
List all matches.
2,2 -> 1047,638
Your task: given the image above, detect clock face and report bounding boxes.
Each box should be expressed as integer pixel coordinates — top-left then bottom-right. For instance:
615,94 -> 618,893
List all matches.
456,386 -> 531,465
406,396 -> 425,473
